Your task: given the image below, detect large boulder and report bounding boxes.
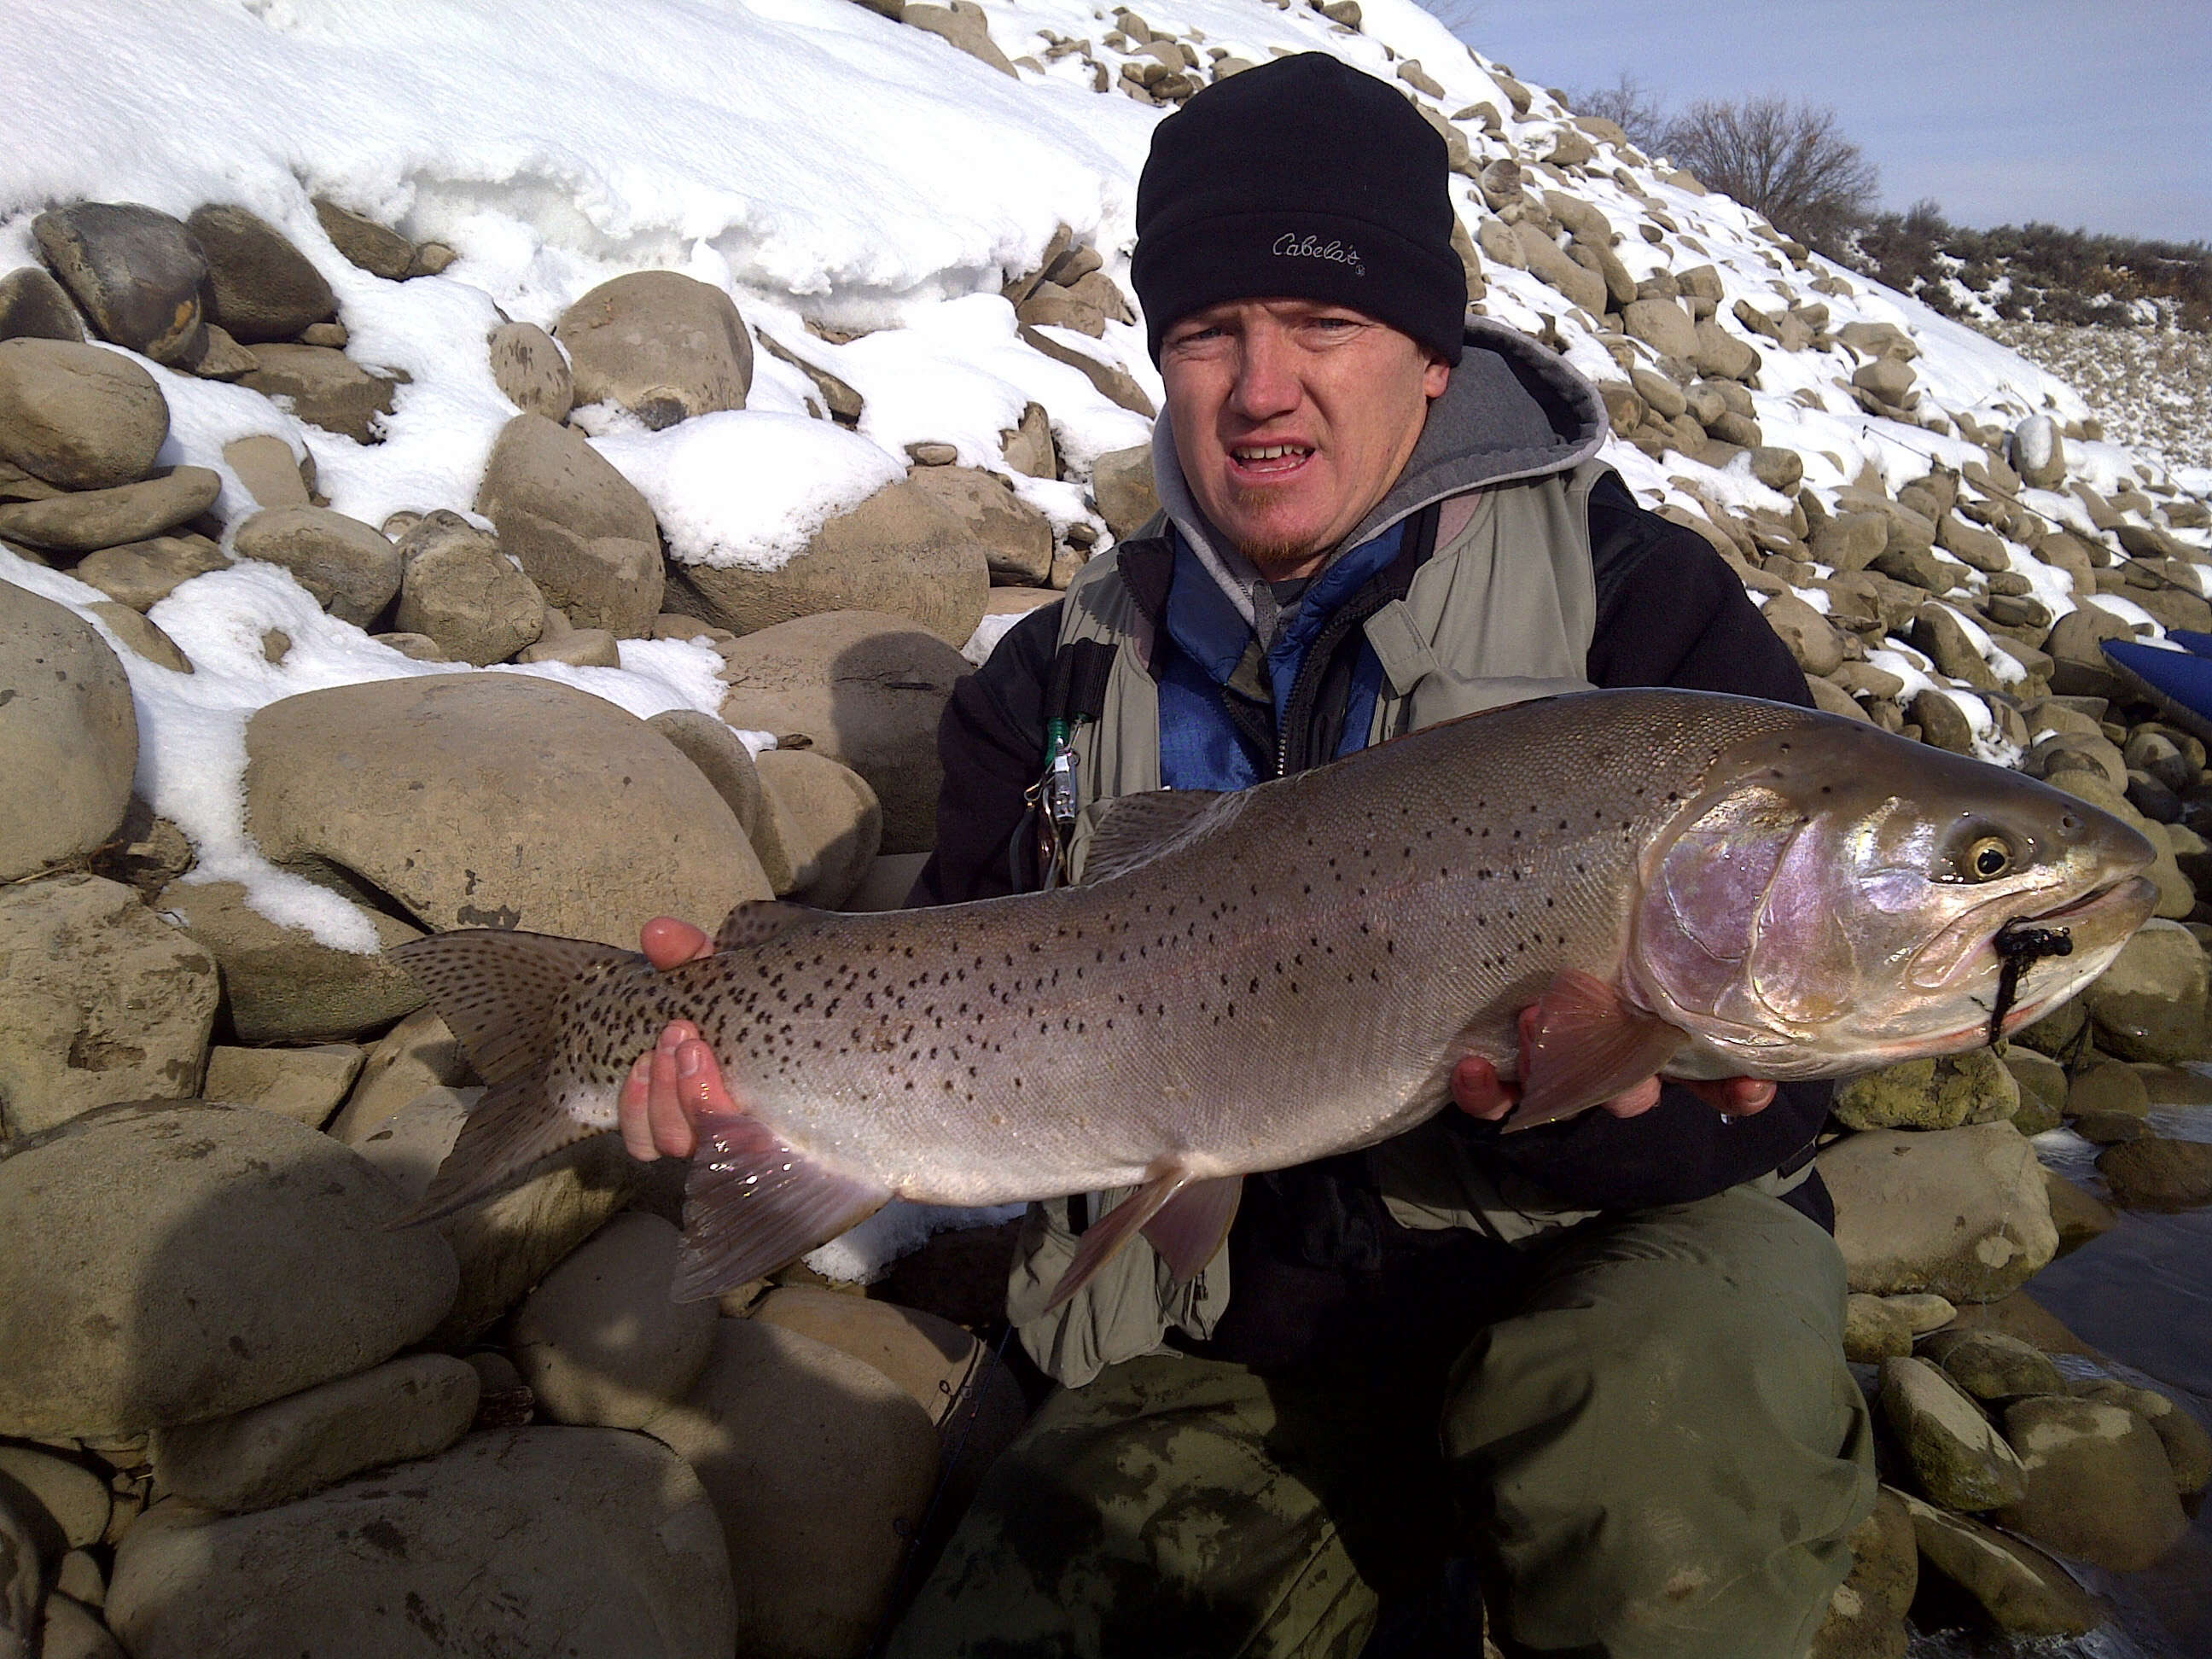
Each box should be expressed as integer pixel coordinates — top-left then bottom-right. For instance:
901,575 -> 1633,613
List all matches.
906,465 -> 1054,584
555,271 -> 752,429
0,875 -> 216,1138
0,466 -> 218,552
474,412 -> 663,637
1876,1356 -> 2026,1511
345,1085 -> 645,1345
183,206 -> 335,344
507,1213 -> 717,1429
664,476 -> 988,648
1897,1490 -> 2102,1638
243,673 -> 770,945
717,610 -> 969,853
148,1353 -> 479,1512
1830,1050 -> 2017,1132
2079,919 -> 2207,1062
0,584 -> 137,882
641,1318 -> 939,1659
1091,444 -> 1159,539
74,533 -> 232,611
0,1101 -> 457,1438
754,748 -> 882,905
236,344 -> 403,445
107,1429 -> 736,1659
486,320 -> 573,421
32,203 -> 207,367
157,879 -> 424,1044
0,337 -> 167,490
230,506 -> 400,626
1995,1395 -> 2189,1571
1819,1122 -> 2058,1302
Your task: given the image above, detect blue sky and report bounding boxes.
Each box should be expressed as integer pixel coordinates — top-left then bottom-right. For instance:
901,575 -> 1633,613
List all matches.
1431,1 -> 2211,242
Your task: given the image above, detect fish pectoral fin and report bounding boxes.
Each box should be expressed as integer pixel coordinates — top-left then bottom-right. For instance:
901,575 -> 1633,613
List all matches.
1042,1162 -> 1199,1313
397,1070 -> 597,1226
670,1114 -> 892,1302
1140,1174 -> 1243,1286
713,899 -> 824,954
1081,789 -> 1245,884
1505,969 -> 1686,1132
389,929 -> 635,1087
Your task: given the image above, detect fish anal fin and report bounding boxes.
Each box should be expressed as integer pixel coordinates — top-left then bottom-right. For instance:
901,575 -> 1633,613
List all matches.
398,1071 -> 598,1225
1081,789 -> 1244,885
1505,969 -> 1686,1132
713,899 -> 823,955
389,930 -> 633,1087
1042,1162 -> 1193,1312
1139,1174 -> 1242,1285
671,1114 -> 891,1301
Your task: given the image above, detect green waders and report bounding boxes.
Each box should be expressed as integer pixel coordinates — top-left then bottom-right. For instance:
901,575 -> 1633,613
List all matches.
885,1187 -> 1875,1659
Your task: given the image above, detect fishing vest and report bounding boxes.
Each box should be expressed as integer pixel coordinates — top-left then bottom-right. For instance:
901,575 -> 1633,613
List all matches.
1009,462 -> 1636,1388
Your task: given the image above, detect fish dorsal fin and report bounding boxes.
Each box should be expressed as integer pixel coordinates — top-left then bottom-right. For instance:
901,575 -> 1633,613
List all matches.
1081,789 -> 1246,885
713,899 -> 823,954
389,930 -> 632,1088
1505,969 -> 1687,1132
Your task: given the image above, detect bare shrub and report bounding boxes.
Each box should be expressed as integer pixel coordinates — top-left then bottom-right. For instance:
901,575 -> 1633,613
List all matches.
1660,96 -> 1878,256
1569,73 -> 1668,152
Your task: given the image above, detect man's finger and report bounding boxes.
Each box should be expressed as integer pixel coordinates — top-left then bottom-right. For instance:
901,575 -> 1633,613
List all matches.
641,916 -> 713,972
1598,1076 -> 1664,1119
618,1055 -> 658,1161
647,1045 -> 698,1159
1452,1056 -> 1516,1121
1686,1077 -> 1777,1117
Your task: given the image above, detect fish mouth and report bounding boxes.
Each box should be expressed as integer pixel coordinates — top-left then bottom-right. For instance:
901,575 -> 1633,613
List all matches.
1961,872 -> 2160,1044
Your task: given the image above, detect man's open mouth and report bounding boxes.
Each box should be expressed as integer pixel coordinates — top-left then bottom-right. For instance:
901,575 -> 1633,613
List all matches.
1230,443 -> 1315,477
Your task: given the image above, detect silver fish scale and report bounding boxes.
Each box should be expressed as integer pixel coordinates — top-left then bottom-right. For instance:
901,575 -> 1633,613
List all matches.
559,693 -> 1819,1207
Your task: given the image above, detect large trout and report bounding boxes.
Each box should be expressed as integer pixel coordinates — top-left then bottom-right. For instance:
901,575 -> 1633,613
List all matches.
393,690 -> 2157,1305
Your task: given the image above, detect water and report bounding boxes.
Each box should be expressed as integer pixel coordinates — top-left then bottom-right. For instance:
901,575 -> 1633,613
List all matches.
1906,1101 -> 2212,1658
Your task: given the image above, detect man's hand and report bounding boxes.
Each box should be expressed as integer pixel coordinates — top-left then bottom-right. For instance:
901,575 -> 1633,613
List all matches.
1451,1004 -> 1774,1125
616,917 -> 742,1161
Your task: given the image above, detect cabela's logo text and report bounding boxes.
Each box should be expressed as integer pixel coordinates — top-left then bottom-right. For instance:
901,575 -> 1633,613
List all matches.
1272,233 -> 1365,276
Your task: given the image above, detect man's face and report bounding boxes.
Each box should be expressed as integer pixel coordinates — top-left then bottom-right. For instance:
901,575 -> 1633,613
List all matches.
1160,298 -> 1450,579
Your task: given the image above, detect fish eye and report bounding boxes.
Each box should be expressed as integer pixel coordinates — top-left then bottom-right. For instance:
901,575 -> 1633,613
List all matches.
1962,835 -> 2013,881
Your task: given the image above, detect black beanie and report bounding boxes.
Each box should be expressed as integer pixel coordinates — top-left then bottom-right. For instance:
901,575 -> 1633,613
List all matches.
1130,53 -> 1464,366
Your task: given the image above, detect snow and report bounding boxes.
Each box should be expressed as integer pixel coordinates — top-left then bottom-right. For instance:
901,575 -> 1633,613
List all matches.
806,1200 -> 1027,1284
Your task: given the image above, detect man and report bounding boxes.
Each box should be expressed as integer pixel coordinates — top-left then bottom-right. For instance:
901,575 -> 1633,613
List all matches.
622,53 -> 1874,1658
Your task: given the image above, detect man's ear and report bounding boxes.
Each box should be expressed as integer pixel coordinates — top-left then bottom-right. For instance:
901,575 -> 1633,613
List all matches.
1423,353 -> 1451,400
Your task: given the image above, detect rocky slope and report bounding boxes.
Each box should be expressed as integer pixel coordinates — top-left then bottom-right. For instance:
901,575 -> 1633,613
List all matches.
2,0 -> 2211,1655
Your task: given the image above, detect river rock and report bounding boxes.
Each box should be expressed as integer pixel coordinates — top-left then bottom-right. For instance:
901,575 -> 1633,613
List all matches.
2067,1057 -> 2149,1121
1996,1394 -> 2188,1570
648,707 -> 766,843
2071,1378 -> 2212,1495
508,1213 -> 717,1430
345,1085 -> 645,1345
1757,591 -> 1843,677
642,1318 -> 939,1659
907,464 -> 1054,585
2010,416 -> 2066,491
1877,1356 -> 2026,1510
0,338 -> 166,491
1001,402 -> 1056,479
1897,1489 -> 2101,1638
1831,1050 -> 2017,1132
517,626 -> 620,667
148,1353 -> 478,1513
73,535 -> 230,610
183,206 -> 335,344
200,1044 -> 364,1128
392,509 -> 544,664
754,747 -> 883,906
666,475 -> 987,649
0,265 -> 85,342
0,584 -> 137,882
718,609 -> 967,853
0,874 -> 217,1138
2001,1047 -> 2067,1132
2097,1134 -> 2212,1209
323,1006 -> 469,1143
486,320 -> 573,421
1842,1294 -> 1912,1362
1091,444 -> 1159,539
158,879 -> 424,1043
0,1449 -> 108,1551
474,411 -> 663,636
107,1428 -> 735,1659
221,434 -> 311,509
1512,223 -> 1606,316
0,466 -> 218,553
230,505 -> 400,626
555,271 -> 752,429
1917,1328 -> 2064,1402
236,343 -> 401,444
0,1101 -> 457,1438
311,196 -> 413,279
1820,1122 -> 2057,1302
245,672 -> 769,944
2044,1167 -> 2117,1254
2079,919 -> 2206,1062
32,204 -> 207,366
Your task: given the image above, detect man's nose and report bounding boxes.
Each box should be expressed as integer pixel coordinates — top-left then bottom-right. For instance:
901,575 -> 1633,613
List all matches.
1229,324 -> 1301,421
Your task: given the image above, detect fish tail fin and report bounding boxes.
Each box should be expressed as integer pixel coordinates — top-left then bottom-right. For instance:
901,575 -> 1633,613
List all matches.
386,929 -> 637,1226
671,1113 -> 893,1302
388,929 -> 637,1086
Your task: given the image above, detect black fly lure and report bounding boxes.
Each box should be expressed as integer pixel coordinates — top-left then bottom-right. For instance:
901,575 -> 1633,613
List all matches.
1988,919 -> 2075,1045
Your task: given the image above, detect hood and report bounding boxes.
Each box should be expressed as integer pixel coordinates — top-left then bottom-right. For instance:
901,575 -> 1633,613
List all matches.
1150,318 -> 1611,630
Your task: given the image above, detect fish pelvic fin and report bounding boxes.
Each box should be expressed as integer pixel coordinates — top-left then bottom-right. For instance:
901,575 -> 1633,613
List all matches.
671,1114 -> 893,1302
397,1070 -> 600,1226
1042,1161 -> 1231,1313
388,929 -> 634,1087
1505,969 -> 1687,1132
